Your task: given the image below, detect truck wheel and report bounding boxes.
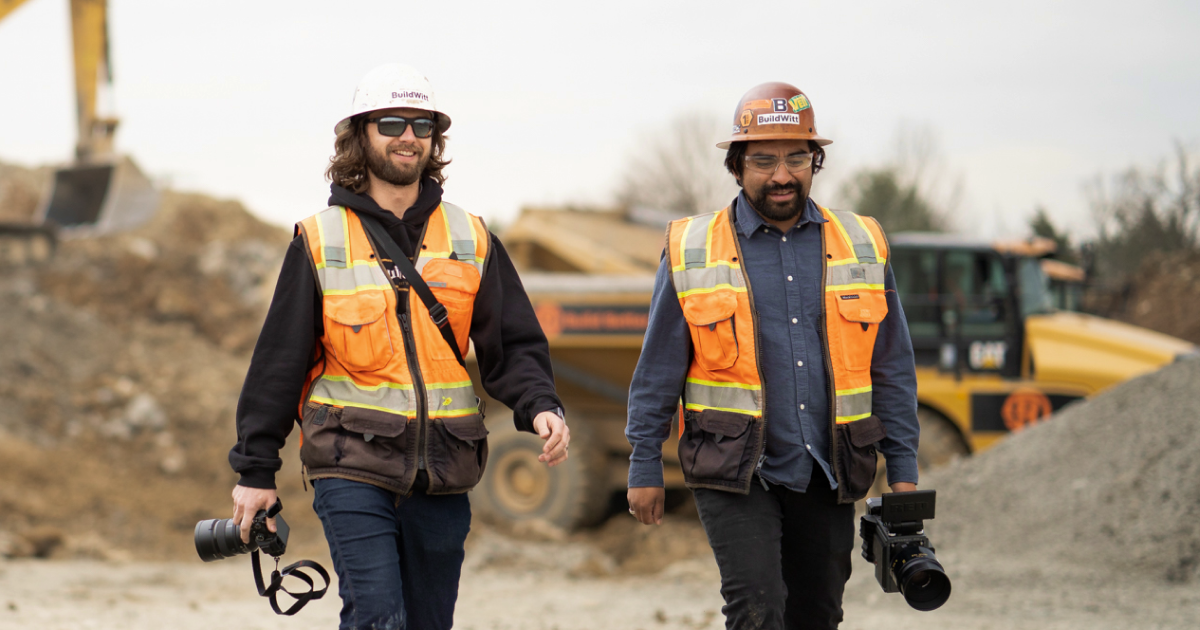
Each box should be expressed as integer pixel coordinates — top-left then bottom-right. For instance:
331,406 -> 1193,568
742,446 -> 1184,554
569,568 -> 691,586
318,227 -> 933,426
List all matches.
916,406 -> 970,469
472,414 -> 611,530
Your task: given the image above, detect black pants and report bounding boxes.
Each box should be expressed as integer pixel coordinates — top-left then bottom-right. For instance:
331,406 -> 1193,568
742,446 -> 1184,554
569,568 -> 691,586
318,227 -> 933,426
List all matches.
692,466 -> 855,630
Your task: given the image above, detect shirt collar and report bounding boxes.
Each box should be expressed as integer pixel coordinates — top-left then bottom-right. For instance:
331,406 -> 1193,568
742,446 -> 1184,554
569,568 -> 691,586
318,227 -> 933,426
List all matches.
733,191 -> 827,238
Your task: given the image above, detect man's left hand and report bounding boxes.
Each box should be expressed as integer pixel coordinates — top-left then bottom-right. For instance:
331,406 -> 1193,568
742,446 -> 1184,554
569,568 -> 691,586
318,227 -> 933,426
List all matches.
889,482 -> 917,493
532,411 -> 569,467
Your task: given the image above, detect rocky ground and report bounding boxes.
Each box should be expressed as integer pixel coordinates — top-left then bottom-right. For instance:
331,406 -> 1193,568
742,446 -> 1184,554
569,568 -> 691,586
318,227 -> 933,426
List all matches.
1,161 -> 1198,628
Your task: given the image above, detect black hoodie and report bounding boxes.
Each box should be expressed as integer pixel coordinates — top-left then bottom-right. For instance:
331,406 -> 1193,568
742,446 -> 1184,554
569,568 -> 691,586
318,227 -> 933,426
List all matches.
229,180 -> 563,489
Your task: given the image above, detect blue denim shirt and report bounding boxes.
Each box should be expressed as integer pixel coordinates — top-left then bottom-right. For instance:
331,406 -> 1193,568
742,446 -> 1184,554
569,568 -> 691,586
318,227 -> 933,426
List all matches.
626,193 -> 920,492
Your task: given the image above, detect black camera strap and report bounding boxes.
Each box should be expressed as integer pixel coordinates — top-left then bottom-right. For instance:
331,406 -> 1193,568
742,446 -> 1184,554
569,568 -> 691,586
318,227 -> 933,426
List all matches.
354,209 -> 467,367
251,550 -> 331,616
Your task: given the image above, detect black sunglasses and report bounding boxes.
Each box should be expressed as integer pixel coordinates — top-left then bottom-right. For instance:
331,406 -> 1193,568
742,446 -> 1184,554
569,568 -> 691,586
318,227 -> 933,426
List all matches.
366,116 -> 435,138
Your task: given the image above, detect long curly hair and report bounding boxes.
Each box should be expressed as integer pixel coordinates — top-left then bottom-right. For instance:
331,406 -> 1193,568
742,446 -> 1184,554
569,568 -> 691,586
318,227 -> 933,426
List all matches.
325,114 -> 451,192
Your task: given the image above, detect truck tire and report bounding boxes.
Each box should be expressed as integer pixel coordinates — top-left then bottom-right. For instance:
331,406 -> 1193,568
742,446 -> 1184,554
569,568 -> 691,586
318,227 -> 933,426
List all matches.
471,413 -> 611,530
916,406 -> 970,468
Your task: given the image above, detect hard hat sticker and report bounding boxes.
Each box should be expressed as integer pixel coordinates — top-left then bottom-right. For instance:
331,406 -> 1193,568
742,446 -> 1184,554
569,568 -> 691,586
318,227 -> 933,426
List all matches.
788,95 -> 811,112
757,113 -> 800,125
391,91 -> 429,102
740,110 -> 753,127
743,99 -> 771,110
773,99 -> 788,112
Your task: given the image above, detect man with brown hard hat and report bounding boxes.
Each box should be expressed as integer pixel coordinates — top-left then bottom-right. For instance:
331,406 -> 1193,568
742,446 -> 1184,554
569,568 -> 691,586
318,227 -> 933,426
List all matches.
626,83 -> 920,629
228,63 -> 569,629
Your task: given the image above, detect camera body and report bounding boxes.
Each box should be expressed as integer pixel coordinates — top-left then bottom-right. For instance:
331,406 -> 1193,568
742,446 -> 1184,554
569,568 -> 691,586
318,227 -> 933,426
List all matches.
859,490 -> 951,611
195,499 -> 290,562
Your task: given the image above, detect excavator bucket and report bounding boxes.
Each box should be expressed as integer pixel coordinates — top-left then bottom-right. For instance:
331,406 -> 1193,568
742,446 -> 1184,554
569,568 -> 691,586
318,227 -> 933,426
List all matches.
36,155 -> 159,237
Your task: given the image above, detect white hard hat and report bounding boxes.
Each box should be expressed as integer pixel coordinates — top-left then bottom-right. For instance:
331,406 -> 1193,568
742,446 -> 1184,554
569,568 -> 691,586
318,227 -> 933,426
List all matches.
334,63 -> 451,134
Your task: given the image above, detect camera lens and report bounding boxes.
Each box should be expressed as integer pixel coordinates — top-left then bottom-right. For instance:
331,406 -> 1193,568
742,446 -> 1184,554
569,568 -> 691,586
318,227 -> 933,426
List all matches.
892,545 -> 951,611
194,518 -> 253,562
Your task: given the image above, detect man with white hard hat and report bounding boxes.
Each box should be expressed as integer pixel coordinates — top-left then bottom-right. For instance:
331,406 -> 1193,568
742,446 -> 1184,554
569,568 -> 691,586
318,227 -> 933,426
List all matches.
228,63 -> 568,628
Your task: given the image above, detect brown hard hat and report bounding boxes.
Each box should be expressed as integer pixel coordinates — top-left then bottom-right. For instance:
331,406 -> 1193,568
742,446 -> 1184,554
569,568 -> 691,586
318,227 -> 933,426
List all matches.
717,82 -> 832,149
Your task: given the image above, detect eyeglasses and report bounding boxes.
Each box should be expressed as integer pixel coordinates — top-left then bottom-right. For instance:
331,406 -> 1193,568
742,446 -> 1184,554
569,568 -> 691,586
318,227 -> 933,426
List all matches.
744,153 -> 813,174
367,116 -> 435,138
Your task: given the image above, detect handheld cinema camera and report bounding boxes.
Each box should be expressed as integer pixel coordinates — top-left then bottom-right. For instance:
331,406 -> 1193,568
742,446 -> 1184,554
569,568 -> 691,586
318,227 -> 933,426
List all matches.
194,499 -> 329,616
859,489 -> 952,611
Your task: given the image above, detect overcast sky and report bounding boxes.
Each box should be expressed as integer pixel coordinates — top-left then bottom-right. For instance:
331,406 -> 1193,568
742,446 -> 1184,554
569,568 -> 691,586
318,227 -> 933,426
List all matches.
1,0 -> 1197,239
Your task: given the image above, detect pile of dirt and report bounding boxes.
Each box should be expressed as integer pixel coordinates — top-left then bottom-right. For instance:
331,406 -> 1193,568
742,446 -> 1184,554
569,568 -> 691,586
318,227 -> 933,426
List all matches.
0,162 -> 328,561
925,357 -> 1200,582
0,161 -> 45,223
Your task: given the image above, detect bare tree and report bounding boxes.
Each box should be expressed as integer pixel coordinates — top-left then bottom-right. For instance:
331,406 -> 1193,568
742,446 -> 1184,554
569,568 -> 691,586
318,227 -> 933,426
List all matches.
834,122 -> 961,233
616,112 -> 740,219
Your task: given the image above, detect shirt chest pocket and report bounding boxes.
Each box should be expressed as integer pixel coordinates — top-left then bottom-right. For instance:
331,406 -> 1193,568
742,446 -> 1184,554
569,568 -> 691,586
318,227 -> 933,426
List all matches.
681,290 -> 740,371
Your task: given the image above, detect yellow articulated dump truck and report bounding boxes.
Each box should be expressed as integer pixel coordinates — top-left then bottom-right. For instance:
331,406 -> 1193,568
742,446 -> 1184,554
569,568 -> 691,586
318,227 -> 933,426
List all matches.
467,212 -> 1198,529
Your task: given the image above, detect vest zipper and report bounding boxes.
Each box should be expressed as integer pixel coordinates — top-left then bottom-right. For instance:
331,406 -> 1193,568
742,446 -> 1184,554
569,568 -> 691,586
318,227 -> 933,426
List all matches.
727,205 -> 767,495
818,224 -> 842,501
399,308 -> 428,475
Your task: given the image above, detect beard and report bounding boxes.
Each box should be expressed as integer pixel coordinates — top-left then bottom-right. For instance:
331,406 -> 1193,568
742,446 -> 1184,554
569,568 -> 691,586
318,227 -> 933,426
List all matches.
745,180 -> 808,223
365,140 -> 428,187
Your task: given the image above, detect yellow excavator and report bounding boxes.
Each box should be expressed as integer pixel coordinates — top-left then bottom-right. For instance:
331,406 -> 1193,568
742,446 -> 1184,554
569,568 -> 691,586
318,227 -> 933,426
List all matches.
0,0 -> 157,252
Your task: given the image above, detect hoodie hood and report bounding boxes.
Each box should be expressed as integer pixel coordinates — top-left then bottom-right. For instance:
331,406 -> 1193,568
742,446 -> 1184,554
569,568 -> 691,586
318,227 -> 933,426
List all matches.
328,178 -> 444,257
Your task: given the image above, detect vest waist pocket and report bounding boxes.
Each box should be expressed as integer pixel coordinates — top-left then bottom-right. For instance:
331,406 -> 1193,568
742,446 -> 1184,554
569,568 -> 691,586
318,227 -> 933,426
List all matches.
300,403 -> 409,481
678,409 -> 761,487
426,413 -> 489,494
834,415 -> 886,502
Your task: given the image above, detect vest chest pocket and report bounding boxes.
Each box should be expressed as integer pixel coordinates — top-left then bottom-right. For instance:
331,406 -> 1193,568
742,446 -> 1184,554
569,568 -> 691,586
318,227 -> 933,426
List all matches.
681,290 -> 740,371
323,291 -> 394,372
832,289 -> 888,371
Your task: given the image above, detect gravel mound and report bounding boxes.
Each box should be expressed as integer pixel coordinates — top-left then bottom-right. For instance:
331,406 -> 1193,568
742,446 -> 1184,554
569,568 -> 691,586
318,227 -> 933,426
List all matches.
925,358 -> 1200,582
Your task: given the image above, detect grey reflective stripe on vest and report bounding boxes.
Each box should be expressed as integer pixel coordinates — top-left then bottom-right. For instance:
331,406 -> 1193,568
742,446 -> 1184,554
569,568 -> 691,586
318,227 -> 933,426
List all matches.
829,209 -> 879,263
415,203 -> 485,275
309,375 -> 417,417
312,206 -> 390,295
835,389 -> 873,423
683,378 -> 763,416
826,261 -> 886,290
671,211 -> 747,297
425,381 -> 481,418
317,206 -> 348,269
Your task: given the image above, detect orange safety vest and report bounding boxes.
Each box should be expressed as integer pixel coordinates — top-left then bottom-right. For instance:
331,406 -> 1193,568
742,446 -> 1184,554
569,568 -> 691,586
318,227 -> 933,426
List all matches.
294,203 -> 490,494
667,203 -> 890,501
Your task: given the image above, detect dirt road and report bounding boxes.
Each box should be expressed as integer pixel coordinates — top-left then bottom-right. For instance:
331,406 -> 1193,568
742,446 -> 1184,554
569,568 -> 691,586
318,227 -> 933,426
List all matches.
2,523 -> 1197,630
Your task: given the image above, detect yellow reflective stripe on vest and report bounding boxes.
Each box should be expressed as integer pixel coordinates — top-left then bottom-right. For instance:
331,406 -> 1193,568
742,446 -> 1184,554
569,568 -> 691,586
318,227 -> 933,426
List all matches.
683,378 -> 763,417
311,207 -> 392,295
310,375 -> 417,418
671,212 -> 747,298
415,203 -> 486,275
425,381 -> 480,419
826,208 -> 881,264
835,387 -> 873,424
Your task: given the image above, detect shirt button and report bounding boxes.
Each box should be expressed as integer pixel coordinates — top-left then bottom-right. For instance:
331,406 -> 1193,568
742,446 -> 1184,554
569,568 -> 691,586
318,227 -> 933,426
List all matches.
805,444 -> 812,450
782,236 -> 788,242
787,275 -> 793,281
797,360 -> 803,367
763,228 -> 769,233
792,318 -> 798,324
800,404 -> 806,410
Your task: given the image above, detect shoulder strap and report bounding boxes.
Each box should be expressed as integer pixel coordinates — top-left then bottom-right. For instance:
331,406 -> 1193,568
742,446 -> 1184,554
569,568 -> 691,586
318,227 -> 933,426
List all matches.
252,550 -> 330,616
353,210 -> 467,367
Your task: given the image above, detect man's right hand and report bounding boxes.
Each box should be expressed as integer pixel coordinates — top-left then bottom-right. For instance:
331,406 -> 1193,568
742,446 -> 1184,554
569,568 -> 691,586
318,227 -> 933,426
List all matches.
232,485 -> 278,544
627,486 -> 665,525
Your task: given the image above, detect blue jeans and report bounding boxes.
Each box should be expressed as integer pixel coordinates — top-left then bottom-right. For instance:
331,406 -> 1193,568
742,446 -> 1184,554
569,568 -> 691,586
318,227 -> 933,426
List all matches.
312,478 -> 472,630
